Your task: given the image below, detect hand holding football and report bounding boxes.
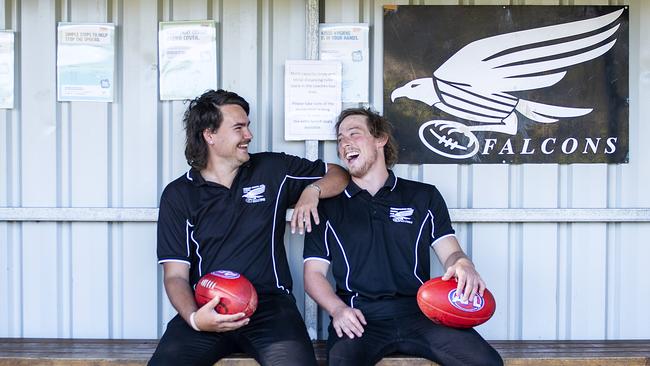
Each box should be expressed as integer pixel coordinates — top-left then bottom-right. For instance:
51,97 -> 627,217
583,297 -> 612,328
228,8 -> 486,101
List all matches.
194,270 -> 258,318
417,276 -> 495,328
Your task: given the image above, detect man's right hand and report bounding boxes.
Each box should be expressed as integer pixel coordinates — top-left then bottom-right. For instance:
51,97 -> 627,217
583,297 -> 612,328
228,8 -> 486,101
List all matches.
193,294 -> 250,332
331,304 -> 367,339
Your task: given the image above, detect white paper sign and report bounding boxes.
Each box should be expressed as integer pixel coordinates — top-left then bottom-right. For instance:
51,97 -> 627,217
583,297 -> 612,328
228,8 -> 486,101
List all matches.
159,21 -> 217,101
57,23 -> 115,102
284,60 -> 342,141
319,24 -> 369,103
0,31 -> 14,109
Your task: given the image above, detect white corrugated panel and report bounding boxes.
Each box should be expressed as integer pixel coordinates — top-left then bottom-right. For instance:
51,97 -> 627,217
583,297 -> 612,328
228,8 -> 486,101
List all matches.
0,0 -> 647,342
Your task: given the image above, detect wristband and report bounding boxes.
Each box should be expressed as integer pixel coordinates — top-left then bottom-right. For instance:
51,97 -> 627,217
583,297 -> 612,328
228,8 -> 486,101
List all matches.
307,183 -> 321,197
189,311 -> 201,332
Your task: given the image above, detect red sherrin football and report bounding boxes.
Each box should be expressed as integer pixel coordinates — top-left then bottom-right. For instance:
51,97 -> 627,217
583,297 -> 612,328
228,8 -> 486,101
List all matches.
417,276 -> 496,329
194,270 -> 258,317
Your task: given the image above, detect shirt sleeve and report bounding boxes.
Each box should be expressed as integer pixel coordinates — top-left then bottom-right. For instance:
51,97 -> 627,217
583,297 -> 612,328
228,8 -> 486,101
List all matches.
157,186 -> 191,266
430,186 -> 456,246
283,153 -> 327,205
303,207 -> 332,263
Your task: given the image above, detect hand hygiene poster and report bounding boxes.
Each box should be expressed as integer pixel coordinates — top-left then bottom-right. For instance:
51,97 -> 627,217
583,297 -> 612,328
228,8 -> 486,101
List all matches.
159,21 -> 217,100
319,24 -> 369,103
57,23 -> 115,102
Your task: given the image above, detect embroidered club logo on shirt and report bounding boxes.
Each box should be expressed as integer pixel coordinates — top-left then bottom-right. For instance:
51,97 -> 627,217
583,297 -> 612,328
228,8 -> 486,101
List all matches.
389,207 -> 414,224
242,184 -> 266,203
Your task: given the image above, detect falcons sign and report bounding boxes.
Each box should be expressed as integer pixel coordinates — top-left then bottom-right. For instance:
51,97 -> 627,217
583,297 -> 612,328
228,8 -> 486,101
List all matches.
384,6 -> 628,164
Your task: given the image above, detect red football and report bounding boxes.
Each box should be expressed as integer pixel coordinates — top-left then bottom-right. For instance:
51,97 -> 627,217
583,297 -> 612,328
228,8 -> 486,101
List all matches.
194,270 -> 258,317
417,276 -> 495,329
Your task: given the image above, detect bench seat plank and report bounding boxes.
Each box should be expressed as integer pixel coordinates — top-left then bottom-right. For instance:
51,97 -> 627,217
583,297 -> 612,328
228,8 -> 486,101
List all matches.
1,338 -> 648,366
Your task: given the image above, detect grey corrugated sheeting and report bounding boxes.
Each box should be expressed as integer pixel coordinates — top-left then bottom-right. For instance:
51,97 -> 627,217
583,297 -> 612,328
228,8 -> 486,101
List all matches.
1,0 -> 648,342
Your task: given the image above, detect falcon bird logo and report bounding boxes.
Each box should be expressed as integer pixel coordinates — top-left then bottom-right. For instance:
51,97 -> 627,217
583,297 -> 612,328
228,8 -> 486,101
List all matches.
389,207 -> 414,224
390,9 -> 623,159
242,184 -> 266,203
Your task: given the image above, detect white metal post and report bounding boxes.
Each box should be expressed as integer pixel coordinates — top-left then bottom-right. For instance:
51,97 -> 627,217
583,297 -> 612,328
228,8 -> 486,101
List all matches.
304,0 -> 320,340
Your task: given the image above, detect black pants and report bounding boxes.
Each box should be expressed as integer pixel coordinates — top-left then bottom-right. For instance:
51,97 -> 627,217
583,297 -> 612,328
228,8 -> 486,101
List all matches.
149,294 -> 317,366
327,311 -> 503,366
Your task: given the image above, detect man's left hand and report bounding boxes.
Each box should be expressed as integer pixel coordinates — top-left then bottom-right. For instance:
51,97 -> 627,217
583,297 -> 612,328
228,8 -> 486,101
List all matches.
442,258 -> 486,303
291,187 -> 320,234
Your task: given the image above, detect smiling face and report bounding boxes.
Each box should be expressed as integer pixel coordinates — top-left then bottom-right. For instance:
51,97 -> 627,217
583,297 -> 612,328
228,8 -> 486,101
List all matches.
204,104 -> 253,168
337,115 -> 387,178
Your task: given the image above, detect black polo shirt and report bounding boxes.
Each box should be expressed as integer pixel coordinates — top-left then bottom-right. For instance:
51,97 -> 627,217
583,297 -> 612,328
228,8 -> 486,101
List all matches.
303,170 -> 455,319
157,152 -> 326,295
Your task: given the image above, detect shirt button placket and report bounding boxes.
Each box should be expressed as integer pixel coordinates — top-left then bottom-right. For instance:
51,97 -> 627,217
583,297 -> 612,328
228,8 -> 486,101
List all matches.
370,198 -> 377,216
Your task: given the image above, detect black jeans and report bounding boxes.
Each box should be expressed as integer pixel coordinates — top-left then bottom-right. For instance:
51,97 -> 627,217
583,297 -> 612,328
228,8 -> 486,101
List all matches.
327,311 -> 503,366
149,293 -> 317,366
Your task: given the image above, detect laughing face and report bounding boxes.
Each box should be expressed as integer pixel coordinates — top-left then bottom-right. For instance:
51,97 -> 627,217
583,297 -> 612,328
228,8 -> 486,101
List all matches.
204,104 -> 253,167
337,115 -> 386,178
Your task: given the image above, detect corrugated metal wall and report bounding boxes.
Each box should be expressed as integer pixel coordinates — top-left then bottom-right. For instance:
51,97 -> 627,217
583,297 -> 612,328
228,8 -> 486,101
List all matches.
1,0 -> 648,341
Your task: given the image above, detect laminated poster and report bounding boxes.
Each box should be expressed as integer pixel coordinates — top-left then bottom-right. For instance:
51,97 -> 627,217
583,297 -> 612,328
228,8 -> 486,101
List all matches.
0,31 -> 14,109
159,21 -> 217,100
319,23 -> 369,103
57,23 -> 115,102
285,60 -> 342,141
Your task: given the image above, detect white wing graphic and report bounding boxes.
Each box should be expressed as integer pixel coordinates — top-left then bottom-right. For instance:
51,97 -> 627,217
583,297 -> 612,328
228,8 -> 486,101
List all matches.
243,186 -> 265,198
392,208 -> 414,217
398,209 -> 414,217
434,8 -> 622,93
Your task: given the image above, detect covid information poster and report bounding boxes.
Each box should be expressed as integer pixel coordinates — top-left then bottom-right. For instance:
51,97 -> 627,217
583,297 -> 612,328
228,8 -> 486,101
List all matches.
57,23 -> 115,102
158,21 -> 217,101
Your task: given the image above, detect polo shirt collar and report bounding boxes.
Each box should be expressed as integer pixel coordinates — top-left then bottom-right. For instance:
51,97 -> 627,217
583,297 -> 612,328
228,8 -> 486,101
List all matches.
185,160 -> 253,187
344,170 -> 397,198
186,168 -> 208,186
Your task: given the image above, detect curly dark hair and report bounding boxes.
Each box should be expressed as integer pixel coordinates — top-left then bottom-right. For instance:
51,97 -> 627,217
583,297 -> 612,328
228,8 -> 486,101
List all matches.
183,89 -> 250,169
335,108 -> 399,167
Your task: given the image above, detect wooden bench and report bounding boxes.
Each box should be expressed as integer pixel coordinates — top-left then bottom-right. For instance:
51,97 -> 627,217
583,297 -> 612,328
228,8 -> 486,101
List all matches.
1,338 -> 649,366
